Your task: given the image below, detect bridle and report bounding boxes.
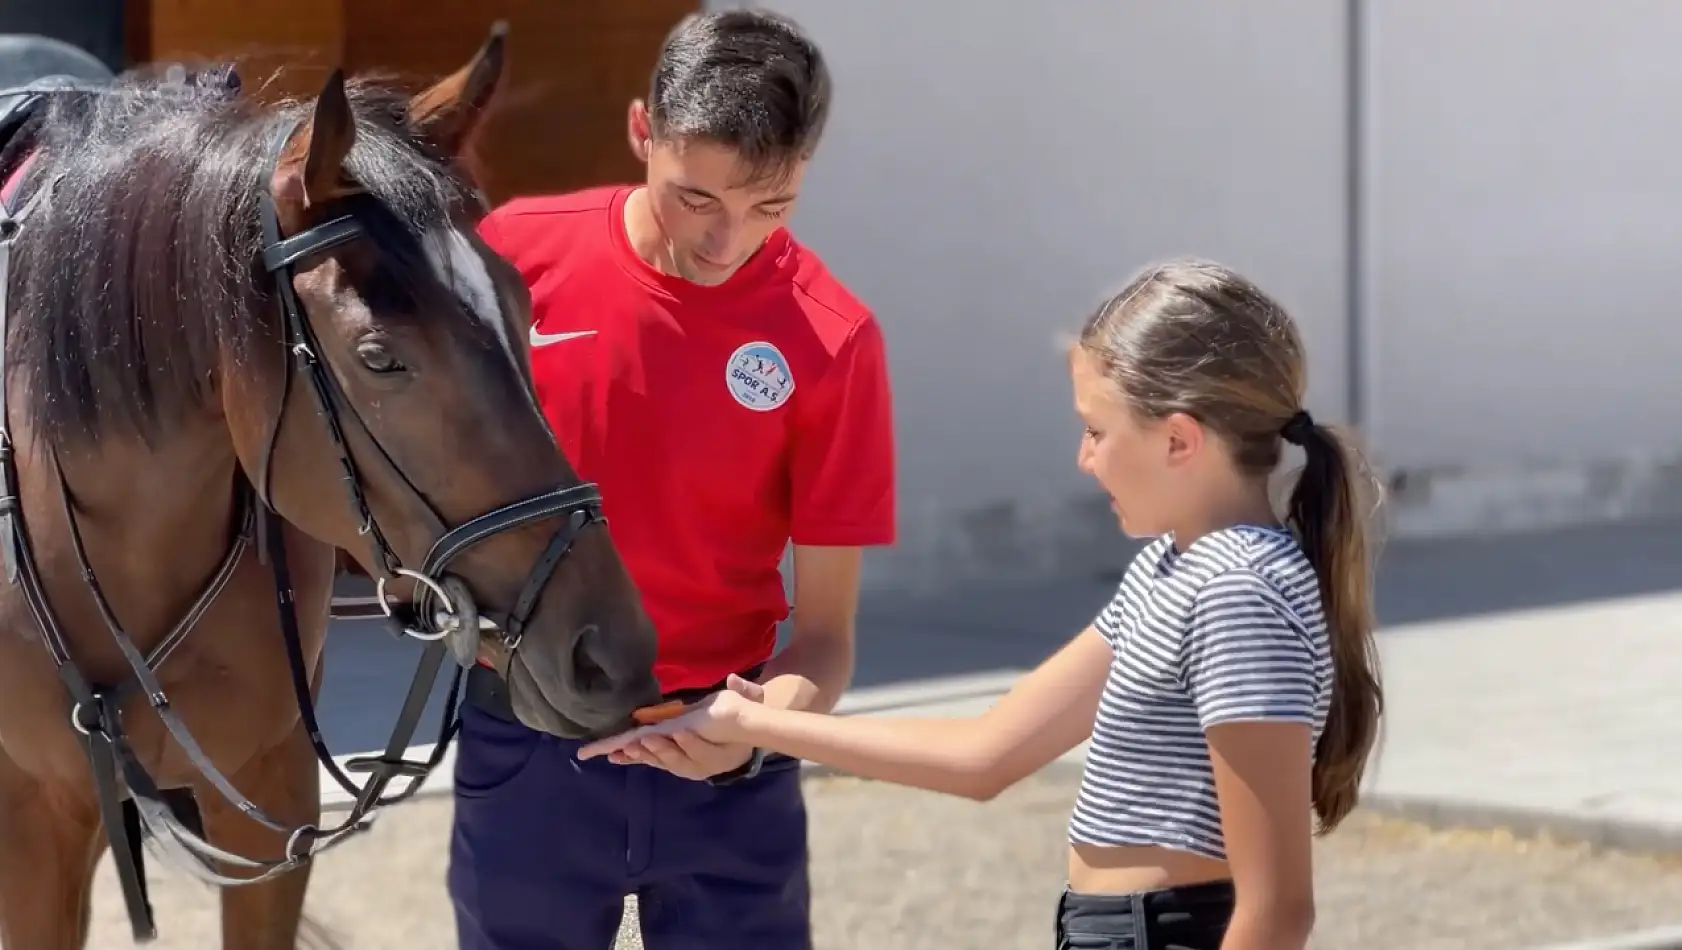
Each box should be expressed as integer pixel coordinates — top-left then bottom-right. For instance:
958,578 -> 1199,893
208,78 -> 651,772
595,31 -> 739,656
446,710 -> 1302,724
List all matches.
252,116 -> 606,664
248,111 -> 615,801
0,93 -> 612,944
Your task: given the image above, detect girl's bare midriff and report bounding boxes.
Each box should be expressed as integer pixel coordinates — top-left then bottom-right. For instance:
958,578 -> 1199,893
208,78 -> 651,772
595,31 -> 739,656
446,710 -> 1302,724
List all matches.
1067,843 -> 1232,895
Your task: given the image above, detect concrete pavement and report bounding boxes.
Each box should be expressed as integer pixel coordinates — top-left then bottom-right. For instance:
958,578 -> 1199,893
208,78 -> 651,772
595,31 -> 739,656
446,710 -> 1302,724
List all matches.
1358,590 -> 1682,855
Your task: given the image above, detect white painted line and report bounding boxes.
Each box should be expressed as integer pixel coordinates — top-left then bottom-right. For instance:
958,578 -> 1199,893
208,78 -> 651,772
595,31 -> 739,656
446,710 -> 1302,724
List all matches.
1523,926 -> 1682,950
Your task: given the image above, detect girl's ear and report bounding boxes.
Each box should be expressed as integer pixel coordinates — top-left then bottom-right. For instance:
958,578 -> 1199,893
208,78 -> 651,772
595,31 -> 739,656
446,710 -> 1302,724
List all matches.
1162,411 -> 1206,466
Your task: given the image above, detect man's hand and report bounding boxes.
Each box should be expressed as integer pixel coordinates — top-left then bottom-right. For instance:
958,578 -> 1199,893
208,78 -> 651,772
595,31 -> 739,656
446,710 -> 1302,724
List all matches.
616,732 -> 755,781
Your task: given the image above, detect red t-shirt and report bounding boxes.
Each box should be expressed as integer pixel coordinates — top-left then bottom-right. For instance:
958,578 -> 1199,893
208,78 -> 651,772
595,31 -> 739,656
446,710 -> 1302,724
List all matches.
479,185 -> 897,692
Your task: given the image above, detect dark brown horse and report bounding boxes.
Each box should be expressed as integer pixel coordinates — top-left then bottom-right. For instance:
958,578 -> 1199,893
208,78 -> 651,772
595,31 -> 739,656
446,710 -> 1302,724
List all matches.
0,25 -> 661,949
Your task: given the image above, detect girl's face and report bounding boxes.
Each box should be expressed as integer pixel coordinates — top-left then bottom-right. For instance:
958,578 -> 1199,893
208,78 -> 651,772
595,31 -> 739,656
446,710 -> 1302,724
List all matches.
1070,348 -> 1204,539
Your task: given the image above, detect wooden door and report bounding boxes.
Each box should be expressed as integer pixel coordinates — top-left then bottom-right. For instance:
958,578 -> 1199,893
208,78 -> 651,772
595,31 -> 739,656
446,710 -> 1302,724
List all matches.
129,0 -> 698,201
342,2 -> 697,201
130,0 -> 344,98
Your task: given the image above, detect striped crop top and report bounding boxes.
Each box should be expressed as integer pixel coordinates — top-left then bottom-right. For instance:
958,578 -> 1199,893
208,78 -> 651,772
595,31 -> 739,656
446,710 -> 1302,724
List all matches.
1068,525 -> 1333,862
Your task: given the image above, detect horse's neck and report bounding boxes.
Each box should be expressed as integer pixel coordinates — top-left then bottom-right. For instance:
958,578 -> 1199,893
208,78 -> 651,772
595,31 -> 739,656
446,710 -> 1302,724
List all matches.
22,419 -> 244,651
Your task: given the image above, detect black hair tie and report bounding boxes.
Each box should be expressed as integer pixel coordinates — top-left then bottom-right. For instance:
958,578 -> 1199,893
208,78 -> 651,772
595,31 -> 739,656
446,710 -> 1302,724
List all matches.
1280,410 -> 1315,446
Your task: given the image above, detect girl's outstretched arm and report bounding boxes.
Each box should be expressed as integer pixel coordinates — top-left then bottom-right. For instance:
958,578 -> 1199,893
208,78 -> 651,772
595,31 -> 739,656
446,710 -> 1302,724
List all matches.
580,626 -> 1113,801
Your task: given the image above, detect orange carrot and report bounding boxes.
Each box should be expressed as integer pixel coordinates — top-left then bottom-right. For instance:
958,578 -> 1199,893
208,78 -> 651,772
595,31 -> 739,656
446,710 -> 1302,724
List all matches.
631,700 -> 688,725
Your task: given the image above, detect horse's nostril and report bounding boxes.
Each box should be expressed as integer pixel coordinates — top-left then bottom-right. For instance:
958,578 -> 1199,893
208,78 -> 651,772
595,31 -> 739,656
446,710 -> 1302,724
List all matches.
570,624 -> 610,694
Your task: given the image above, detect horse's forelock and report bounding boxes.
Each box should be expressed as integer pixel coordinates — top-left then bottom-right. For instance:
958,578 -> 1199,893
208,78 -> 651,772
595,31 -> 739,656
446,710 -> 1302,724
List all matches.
6,69 -> 474,449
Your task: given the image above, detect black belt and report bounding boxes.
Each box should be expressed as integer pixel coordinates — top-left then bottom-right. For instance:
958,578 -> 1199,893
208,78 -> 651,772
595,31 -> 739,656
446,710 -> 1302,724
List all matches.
464,661 -> 768,724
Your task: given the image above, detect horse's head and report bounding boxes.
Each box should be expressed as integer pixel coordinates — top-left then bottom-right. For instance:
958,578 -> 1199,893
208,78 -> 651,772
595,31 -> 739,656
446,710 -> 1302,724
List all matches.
224,25 -> 661,738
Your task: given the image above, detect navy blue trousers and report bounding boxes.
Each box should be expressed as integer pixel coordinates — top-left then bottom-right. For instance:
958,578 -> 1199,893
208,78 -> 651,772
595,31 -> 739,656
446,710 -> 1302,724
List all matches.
446,702 -> 812,950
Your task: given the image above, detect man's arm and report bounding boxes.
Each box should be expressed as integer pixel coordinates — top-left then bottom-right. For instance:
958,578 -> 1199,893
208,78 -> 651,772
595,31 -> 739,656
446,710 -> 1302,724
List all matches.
760,314 -> 895,714
757,545 -> 863,714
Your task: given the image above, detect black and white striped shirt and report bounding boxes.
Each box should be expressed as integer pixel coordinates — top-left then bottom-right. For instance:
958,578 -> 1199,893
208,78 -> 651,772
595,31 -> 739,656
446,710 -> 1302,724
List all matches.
1068,525 -> 1332,861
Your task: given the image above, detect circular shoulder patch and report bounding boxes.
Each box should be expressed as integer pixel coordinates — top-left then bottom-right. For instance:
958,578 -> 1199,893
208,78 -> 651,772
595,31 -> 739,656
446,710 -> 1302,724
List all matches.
725,341 -> 796,411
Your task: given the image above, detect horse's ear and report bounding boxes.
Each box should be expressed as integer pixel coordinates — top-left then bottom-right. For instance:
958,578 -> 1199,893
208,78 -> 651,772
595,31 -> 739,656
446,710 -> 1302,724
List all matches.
303,69 -> 357,202
272,68 -> 357,211
407,20 -> 507,159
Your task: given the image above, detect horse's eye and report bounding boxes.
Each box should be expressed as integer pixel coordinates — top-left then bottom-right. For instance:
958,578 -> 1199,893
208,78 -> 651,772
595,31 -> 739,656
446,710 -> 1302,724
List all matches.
356,341 -> 405,374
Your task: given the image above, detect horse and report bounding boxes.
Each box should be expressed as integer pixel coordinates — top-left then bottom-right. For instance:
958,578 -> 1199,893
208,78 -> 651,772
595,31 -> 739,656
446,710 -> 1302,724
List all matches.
0,23 -> 663,949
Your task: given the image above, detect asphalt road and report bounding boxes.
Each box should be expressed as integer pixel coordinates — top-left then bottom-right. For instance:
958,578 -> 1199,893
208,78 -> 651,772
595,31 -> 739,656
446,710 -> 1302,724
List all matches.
86,767 -> 1682,950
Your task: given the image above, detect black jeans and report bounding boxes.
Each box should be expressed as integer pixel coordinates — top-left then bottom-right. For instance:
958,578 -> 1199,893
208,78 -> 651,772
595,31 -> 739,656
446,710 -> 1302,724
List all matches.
1055,880 -> 1235,949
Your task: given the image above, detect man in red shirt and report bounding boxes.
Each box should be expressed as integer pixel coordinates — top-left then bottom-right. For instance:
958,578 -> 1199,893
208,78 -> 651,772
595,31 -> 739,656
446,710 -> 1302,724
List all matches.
446,10 -> 895,949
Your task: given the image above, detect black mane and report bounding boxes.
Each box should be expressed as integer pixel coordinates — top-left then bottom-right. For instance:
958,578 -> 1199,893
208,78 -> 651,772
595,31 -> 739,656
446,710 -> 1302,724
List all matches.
2,67 -> 478,446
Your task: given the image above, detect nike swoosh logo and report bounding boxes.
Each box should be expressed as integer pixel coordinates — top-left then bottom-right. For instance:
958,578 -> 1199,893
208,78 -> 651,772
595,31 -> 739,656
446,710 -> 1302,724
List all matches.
529,327 -> 598,347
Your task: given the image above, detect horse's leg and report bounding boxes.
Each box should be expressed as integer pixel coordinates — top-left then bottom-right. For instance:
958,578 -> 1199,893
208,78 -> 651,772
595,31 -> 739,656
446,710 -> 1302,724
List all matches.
202,721 -> 323,950
0,748 -> 104,950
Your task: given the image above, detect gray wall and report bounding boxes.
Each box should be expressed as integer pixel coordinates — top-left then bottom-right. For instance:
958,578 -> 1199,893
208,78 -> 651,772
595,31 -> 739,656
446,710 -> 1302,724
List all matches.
1367,0 -> 1682,467
704,0 -> 1682,591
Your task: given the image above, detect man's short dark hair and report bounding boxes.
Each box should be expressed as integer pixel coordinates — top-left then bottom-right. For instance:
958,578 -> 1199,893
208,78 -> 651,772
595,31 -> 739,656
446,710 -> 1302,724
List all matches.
647,9 -> 831,185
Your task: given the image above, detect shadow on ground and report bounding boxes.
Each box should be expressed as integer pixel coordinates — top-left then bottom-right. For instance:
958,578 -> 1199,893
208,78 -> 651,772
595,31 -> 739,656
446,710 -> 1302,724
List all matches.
317,517 -> 1682,752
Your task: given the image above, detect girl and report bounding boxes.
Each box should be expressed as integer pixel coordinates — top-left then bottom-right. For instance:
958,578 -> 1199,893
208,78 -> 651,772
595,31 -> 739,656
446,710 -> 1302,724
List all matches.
580,258 -> 1385,950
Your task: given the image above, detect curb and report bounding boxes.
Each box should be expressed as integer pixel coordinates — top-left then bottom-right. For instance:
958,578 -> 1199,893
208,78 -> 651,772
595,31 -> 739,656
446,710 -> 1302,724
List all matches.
1357,793 -> 1682,860
828,670 -> 1023,715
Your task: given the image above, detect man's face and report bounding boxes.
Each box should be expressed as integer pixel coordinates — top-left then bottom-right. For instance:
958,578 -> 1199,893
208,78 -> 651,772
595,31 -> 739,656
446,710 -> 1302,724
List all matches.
643,137 -> 808,286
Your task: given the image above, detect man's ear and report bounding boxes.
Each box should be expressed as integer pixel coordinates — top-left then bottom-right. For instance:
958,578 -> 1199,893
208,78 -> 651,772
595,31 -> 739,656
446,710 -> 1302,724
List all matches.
627,98 -> 653,162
